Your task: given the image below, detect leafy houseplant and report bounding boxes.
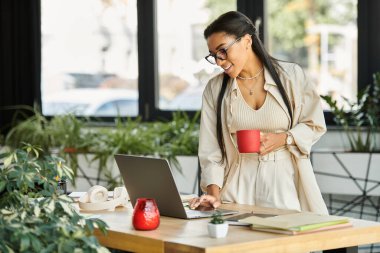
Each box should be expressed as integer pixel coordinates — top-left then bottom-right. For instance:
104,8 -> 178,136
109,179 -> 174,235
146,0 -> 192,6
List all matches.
321,72 -> 380,152
207,211 -> 229,238
4,105 -> 53,152
89,111 -> 200,188
0,144 -> 109,253
4,110 -> 200,189
5,107 -> 93,179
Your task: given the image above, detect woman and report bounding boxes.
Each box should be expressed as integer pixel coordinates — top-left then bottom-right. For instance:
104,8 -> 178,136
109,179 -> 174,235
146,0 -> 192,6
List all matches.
189,11 -> 328,214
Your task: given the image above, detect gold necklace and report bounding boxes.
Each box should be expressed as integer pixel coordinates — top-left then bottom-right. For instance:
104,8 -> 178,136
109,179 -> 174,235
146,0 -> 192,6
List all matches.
237,67 -> 264,80
238,74 -> 263,95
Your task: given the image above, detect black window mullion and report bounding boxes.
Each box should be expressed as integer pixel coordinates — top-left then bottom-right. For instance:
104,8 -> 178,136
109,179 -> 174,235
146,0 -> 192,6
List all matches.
237,0 -> 265,43
357,0 -> 368,93
358,0 -> 380,92
137,0 -> 158,121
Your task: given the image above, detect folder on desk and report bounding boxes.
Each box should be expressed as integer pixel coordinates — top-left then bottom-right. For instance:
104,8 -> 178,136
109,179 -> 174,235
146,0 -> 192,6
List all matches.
240,212 -> 351,235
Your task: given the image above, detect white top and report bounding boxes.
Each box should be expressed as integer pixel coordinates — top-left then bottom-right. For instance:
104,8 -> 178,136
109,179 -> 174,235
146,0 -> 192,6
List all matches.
231,89 -> 289,133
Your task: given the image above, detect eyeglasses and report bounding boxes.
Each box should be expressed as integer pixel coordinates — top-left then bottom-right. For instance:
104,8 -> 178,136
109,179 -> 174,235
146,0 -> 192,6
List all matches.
205,37 -> 242,65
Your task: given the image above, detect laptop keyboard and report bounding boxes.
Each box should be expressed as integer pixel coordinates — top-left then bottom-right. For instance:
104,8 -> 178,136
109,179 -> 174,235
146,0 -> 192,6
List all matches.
186,209 -> 215,218
185,208 -> 238,218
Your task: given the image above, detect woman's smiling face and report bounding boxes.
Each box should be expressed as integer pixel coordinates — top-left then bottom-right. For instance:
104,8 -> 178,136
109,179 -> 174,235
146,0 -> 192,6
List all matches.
206,32 -> 250,78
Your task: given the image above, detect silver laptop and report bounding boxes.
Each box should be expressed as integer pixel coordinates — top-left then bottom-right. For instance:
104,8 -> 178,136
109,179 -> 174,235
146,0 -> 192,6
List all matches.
114,154 -> 237,219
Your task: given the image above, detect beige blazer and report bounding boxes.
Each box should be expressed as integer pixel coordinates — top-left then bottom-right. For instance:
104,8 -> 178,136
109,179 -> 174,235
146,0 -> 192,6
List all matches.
198,61 -> 328,214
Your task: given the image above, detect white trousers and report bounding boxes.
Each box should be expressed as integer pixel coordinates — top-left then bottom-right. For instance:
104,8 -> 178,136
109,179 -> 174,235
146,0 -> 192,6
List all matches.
223,148 -> 301,211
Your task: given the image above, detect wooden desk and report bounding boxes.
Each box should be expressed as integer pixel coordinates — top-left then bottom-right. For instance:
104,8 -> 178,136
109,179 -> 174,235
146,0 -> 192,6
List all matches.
91,203 -> 380,253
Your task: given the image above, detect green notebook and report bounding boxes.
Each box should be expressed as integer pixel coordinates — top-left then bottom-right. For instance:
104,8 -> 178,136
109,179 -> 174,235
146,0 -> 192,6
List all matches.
240,212 -> 350,232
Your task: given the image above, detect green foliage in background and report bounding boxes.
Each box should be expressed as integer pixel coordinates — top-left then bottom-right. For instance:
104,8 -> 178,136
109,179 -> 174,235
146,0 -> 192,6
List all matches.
4,110 -> 200,188
4,105 -> 52,151
321,72 -> 380,152
86,111 -> 200,187
0,144 -> 109,253
268,0 -> 356,58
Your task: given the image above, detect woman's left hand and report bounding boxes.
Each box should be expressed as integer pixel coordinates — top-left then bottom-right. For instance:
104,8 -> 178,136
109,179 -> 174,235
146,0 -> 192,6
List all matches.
259,132 -> 287,155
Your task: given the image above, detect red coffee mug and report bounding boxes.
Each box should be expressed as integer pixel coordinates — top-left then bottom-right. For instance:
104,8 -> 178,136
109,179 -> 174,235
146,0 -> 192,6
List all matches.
132,198 -> 160,230
236,129 -> 260,153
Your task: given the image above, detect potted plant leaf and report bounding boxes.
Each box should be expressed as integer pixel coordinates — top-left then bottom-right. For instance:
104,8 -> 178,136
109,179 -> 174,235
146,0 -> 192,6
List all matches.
0,143 -> 110,253
315,72 -> 380,200
4,109 -> 201,192
4,108 -> 92,182
207,211 -> 229,238
321,72 -> 380,152
4,105 -> 52,151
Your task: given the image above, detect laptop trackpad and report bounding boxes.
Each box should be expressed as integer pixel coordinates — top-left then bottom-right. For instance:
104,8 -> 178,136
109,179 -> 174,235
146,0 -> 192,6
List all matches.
185,206 -> 238,218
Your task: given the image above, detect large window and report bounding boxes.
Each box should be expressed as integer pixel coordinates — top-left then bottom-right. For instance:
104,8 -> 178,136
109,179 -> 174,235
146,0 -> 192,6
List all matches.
157,0 -> 236,111
266,0 -> 358,109
41,0 -> 138,117
39,0 -> 366,122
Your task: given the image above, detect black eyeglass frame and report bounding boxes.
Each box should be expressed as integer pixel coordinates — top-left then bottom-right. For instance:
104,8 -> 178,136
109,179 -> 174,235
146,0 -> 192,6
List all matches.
205,37 -> 243,65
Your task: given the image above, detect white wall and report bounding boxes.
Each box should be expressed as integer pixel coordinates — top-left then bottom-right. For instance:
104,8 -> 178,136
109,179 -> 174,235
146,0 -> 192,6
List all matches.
312,129 -> 380,195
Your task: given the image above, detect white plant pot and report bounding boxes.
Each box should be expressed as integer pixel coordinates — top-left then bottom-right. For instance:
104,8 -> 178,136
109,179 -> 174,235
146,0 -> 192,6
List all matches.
207,223 -> 229,238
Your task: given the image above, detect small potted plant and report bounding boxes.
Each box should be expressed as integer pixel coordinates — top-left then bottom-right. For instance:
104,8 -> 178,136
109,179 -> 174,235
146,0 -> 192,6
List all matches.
207,211 -> 229,238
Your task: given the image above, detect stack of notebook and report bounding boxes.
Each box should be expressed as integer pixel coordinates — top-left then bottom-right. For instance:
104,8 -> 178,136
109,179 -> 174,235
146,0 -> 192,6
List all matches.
240,212 -> 352,235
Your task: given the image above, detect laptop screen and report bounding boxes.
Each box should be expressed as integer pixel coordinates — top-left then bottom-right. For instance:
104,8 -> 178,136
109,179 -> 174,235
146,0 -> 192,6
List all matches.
114,154 -> 189,219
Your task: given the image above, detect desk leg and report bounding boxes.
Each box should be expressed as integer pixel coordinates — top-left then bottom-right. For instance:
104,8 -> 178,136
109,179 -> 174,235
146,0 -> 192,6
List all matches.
323,246 -> 358,253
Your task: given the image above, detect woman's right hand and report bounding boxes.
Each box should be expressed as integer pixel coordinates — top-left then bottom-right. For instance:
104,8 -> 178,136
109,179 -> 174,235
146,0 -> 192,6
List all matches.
189,194 -> 221,209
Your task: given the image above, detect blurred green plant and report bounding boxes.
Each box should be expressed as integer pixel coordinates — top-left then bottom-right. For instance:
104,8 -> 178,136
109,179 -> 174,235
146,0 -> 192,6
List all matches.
0,143 -> 109,253
5,105 -> 52,152
321,72 -> 380,152
268,0 -> 356,57
89,111 -> 200,188
4,110 -> 200,188
5,107 -> 93,179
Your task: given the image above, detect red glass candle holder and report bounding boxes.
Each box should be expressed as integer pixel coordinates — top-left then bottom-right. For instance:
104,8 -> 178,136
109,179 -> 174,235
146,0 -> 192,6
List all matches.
132,198 -> 160,230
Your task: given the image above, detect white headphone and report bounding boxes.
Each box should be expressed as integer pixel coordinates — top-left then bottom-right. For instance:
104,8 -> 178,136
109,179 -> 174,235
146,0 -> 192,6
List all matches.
79,185 -> 129,211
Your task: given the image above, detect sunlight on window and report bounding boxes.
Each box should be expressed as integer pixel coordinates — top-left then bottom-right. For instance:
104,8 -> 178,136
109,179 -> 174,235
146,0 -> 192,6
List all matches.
157,0 -> 237,111
266,0 -> 358,109
41,0 -> 138,117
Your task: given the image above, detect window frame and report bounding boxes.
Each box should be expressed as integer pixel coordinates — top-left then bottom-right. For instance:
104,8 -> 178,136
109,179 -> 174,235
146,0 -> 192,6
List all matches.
137,0 -> 224,121
138,0 -> 365,125
40,0 -> 372,126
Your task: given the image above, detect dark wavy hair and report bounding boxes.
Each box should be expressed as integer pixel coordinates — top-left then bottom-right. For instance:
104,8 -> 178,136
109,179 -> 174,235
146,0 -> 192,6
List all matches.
204,11 -> 293,164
